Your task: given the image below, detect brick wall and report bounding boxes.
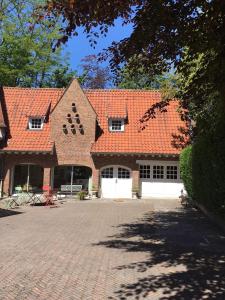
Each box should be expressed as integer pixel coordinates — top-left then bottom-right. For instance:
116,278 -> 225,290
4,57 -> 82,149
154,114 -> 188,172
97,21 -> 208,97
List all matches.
50,79 -> 96,169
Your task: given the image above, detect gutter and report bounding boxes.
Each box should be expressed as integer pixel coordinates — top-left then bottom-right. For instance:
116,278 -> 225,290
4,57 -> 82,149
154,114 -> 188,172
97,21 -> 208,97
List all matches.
91,152 -> 179,158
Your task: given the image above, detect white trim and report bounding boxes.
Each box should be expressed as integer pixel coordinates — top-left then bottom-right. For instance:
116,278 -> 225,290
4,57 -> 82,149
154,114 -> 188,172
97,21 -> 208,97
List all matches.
28,117 -> 44,130
108,118 -> 125,132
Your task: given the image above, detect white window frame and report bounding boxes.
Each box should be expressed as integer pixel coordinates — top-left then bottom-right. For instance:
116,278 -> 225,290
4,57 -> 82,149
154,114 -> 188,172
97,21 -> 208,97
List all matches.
109,118 -> 125,132
28,117 -> 44,130
137,160 -> 182,182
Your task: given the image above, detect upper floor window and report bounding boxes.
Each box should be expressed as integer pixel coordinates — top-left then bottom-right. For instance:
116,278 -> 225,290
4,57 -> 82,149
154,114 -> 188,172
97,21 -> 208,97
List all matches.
28,118 -> 44,130
109,118 -> 124,132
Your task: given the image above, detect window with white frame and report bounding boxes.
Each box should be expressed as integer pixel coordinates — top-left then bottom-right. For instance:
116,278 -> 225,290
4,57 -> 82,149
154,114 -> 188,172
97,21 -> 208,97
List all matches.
166,166 -> 178,180
29,118 -> 44,130
109,118 -> 124,132
118,167 -> 130,179
140,165 -> 151,179
101,167 -> 113,178
153,165 -> 164,179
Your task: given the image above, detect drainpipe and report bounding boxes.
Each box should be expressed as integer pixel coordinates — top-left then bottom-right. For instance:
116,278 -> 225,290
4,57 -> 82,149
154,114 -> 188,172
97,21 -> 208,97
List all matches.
71,166 -> 74,196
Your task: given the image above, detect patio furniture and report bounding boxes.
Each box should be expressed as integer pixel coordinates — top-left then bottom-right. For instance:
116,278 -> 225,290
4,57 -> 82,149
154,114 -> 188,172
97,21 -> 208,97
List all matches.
57,184 -> 83,198
6,195 -> 19,208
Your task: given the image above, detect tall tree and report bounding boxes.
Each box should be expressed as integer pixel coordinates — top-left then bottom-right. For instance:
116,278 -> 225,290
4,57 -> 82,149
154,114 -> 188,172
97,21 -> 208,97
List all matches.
43,1 -> 225,115
0,0 -> 77,87
79,55 -> 112,89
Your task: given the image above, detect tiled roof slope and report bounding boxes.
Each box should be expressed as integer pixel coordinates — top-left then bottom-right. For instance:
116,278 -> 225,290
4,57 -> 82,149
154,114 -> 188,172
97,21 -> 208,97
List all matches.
86,90 -> 184,155
1,87 -> 64,152
1,85 -> 185,154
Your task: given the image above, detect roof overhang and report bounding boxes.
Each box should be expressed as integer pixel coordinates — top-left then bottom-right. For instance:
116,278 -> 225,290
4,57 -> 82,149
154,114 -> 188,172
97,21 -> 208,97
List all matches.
0,149 -> 53,155
91,152 -> 179,158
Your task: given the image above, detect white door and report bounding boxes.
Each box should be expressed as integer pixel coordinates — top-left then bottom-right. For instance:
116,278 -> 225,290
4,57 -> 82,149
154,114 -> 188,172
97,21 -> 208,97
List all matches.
101,166 -> 132,199
140,162 -> 184,198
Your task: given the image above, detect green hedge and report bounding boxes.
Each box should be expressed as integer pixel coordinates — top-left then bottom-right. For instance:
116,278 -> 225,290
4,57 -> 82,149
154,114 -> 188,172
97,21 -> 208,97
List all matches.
180,146 -> 193,199
192,132 -> 225,217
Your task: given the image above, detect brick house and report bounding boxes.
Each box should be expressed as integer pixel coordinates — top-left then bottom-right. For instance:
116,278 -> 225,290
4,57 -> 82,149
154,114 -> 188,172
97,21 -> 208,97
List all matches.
0,79 -> 185,199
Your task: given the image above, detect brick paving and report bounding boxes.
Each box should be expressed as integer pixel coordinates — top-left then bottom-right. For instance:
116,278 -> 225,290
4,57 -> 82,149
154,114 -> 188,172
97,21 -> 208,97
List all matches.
0,199 -> 225,300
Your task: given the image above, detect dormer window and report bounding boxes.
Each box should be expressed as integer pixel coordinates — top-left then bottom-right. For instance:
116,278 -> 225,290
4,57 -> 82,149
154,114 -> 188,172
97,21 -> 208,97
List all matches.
109,118 -> 125,132
28,117 -> 44,130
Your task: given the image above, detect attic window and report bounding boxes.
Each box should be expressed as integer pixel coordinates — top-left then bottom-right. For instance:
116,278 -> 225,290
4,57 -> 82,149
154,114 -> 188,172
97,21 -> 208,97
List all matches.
109,118 -> 124,132
29,117 -> 44,130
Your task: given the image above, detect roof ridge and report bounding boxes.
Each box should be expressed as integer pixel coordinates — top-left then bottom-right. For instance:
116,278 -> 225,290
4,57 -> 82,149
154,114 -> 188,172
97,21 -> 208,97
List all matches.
84,89 -> 160,92
3,86 -> 65,91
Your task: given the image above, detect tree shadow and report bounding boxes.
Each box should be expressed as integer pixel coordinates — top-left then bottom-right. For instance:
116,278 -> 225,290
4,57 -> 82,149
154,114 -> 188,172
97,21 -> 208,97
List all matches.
0,208 -> 23,218
94,208 -> 225,299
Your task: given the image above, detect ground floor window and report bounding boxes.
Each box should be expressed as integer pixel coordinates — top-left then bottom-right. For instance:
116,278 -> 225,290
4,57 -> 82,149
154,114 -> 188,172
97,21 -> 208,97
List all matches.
53,166 -> 92,194
13,164 -> 43,192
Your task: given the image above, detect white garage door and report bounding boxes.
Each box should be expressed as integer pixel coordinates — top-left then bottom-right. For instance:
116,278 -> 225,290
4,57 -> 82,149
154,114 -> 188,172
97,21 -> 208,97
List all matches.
140,162 -> 184,198
101,166 -> 132,199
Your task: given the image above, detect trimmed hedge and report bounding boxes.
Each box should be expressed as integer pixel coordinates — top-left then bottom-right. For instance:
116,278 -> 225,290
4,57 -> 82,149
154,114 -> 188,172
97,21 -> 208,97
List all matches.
192,132 -> 225,217
180,146 -> 193,199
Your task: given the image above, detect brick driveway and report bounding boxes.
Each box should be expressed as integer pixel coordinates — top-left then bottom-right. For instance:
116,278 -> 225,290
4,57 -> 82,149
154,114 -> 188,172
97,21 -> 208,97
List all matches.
0,199 -> 225,300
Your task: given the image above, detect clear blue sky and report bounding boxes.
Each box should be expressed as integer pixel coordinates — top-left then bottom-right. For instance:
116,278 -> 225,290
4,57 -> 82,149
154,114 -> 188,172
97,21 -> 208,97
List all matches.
63,19 -> 133,72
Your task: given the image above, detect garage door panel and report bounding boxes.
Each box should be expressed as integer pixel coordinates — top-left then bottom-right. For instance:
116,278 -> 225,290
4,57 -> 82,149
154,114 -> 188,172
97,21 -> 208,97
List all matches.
141,181 -> 184,198
101,166 -> 132,199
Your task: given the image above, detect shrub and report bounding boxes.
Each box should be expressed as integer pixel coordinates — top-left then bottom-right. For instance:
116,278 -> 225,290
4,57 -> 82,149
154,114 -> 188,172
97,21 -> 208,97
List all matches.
192,133 -> 225,217
78,191 -> 87,200
180,145 -> 193,199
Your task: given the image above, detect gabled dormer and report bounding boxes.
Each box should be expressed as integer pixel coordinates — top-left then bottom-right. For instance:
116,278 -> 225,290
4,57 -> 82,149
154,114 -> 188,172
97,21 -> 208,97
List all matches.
108,118 -> 125,132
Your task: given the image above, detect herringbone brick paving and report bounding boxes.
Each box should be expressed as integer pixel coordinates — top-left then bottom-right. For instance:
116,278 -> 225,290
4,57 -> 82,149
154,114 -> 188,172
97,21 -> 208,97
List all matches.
0,200 -> 225,300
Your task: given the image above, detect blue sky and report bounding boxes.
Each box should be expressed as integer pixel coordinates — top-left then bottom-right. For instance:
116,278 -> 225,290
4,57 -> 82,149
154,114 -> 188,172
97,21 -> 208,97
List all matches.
63,19 -> 133,72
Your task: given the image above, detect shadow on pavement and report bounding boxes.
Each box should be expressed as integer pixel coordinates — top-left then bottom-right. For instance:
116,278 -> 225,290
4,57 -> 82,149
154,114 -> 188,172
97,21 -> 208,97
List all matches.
95,208 -> 225,299
0,208 -> 23,218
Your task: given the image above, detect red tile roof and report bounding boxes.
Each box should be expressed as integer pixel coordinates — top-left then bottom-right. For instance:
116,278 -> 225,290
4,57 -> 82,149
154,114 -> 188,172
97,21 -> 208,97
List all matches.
0,85 -> 185,154
86,90 -> 184,155
1,87 -> 64,152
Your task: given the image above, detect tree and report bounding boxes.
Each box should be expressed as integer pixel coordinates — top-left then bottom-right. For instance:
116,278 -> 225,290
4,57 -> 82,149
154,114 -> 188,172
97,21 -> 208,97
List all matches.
0,0 -> 76,87
79,55 -> 112,89
43,1 -> 225,112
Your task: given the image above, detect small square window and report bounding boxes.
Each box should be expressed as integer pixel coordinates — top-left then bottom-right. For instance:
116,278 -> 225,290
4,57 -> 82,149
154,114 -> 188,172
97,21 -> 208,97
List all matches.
153,165 -> 164,179
166,166 -> 178,180
29,118 -> 43,130
109,119 -> 124,132
140,165 -> 151,179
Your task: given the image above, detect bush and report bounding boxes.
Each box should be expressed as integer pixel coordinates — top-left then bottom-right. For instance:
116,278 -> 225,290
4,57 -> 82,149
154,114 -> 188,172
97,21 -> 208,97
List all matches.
192,132 -> 225,217
78,191 -> 87,200
180,145 -> 193,199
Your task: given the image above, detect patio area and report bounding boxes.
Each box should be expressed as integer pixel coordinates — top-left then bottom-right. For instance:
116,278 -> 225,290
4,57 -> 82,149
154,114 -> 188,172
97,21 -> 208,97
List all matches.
0,199 -> 225,299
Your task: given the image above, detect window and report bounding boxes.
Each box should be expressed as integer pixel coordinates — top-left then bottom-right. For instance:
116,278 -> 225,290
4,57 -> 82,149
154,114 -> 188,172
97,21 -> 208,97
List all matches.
109,119 -> 124,132
118,168 -> 130,179
101,167 -> 113,178
29,118 -> 43,130
166,166 -> 178,180
153,165 -> 164,179
140,165 -> 151,179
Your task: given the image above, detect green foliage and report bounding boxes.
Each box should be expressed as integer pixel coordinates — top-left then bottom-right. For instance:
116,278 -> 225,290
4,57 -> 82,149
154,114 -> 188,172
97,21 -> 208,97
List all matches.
118,61 -> 179,102
0,0 -> 76,87
78,191 -> 87,200
180,146 -> 193,199
192,116 -> 225,217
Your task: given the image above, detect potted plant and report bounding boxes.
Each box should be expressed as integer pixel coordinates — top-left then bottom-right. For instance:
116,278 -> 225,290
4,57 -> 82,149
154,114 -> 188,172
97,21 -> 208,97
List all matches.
78,190 -> 87,200
132,187 -> 139,199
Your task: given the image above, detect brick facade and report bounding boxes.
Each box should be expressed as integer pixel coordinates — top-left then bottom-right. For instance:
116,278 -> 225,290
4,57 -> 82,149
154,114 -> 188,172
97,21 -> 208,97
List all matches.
0,79 -> 182,197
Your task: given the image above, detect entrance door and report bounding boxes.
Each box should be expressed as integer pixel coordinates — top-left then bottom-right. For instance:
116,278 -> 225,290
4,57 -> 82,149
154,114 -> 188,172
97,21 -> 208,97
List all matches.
101,166 -> 132,199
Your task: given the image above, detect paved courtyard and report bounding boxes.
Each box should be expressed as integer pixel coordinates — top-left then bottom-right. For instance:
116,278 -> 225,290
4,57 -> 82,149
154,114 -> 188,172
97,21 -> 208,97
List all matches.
0,199 -> 225,300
